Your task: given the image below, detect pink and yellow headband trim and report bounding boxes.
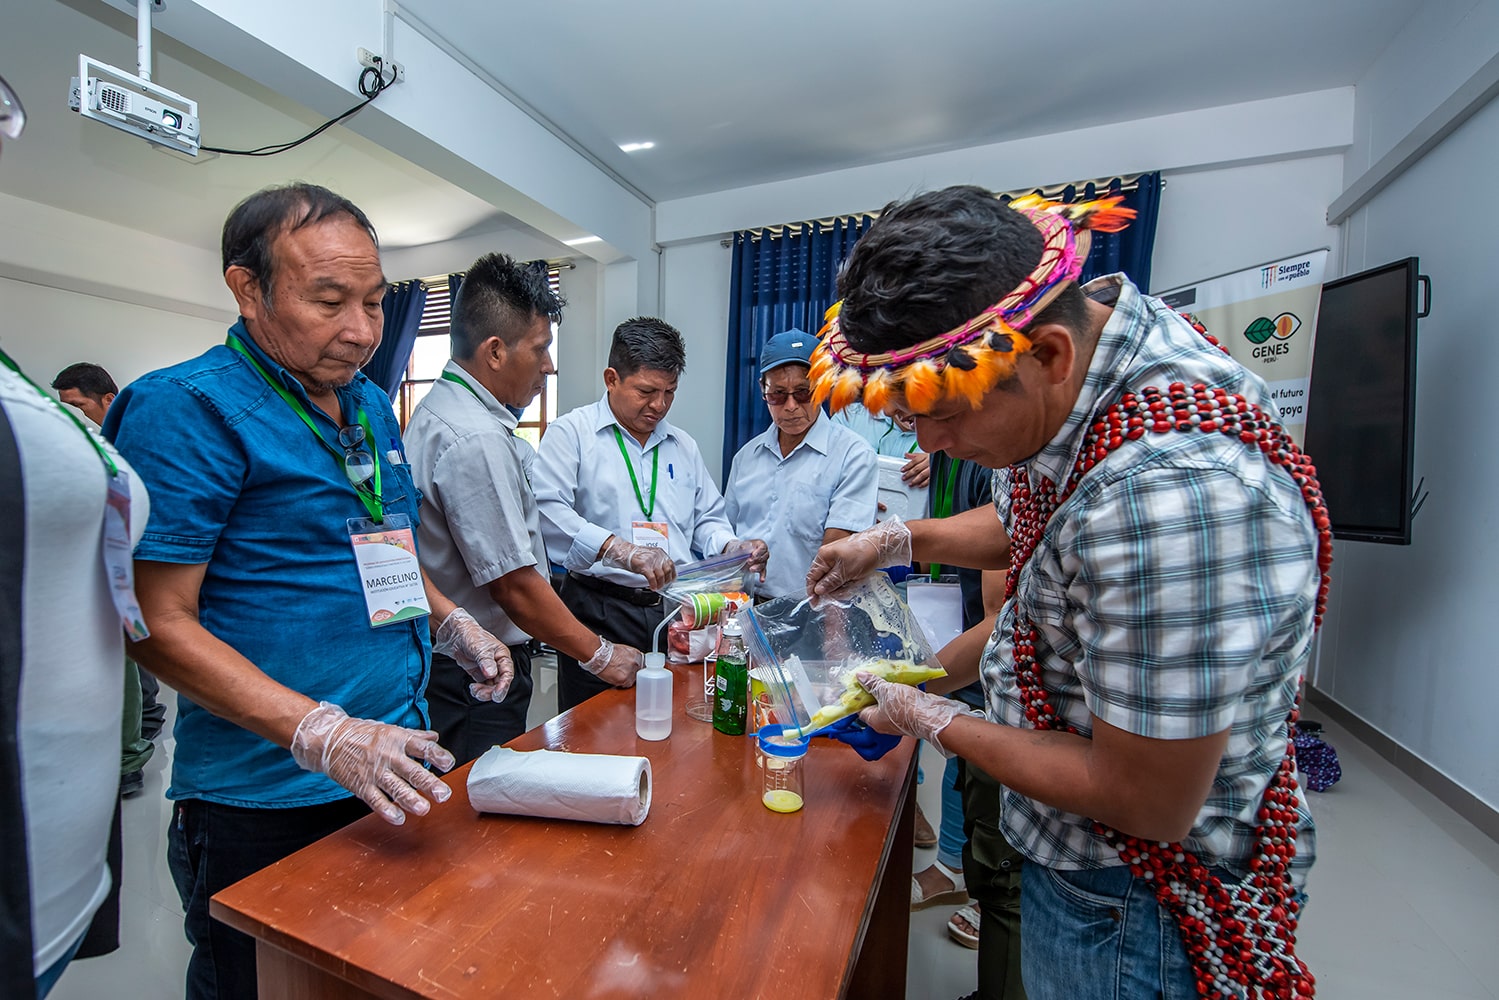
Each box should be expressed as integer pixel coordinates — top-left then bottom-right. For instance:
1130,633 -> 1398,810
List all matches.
810,194 -> 1136,415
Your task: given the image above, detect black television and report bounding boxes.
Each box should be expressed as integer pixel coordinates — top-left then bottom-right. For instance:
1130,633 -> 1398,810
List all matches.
1302,257 -> 1427,544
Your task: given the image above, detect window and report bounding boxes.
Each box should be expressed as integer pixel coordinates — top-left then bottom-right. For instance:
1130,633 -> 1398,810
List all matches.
395,266 -> 564,446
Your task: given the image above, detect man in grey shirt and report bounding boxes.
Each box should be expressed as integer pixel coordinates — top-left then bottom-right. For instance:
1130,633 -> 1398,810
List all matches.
405,254 -> 644,762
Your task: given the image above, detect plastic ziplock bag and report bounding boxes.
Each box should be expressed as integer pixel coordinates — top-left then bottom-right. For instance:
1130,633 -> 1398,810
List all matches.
743,574 -> 946,737
657,551 -> 754,662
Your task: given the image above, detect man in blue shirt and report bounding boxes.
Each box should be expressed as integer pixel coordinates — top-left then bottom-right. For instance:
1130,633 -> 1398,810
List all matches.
106,184 -> 512,1000
724,330 -> 877,598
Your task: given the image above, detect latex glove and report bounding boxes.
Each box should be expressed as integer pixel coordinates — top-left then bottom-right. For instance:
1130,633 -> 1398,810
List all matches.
902,451 -> 931,488
433,608 -> 515,703
855,671 -> 972,758
582,636 -> 644,687
820,715 -> 902,762
291,702 -> 456,825
723,537 -> 770,581
600,535 -> 677,590
806,517 -> 913,596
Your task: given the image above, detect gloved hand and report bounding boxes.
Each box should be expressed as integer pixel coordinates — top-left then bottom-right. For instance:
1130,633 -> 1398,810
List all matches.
723,537 -> 770,581
856,671 -> 973,758
806,517 -> 913,596
433,608 -> 515,703
820,715 -> 902,762
290,702 -> 456,825
600,535 -> 677,590
582,636 -> 644,687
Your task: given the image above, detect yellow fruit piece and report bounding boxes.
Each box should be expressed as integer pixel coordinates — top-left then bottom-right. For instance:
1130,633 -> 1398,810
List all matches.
792,659 -> 947,735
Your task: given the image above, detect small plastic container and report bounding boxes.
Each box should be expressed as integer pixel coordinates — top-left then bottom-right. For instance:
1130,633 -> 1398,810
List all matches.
635,652 -> 672,741
756,723 -> 810,813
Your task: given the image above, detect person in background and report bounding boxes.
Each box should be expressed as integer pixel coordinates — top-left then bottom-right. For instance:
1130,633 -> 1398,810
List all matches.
405,253 -> 645,762
723,329 -> 877,599
50,362 -> 116,428
808,186 -> 1322,1000
833,395 -> 931,490
106,183 -> 514,1000
534,317 -> 768,711
912,450 -> 1021,998
0,71 -> 147,999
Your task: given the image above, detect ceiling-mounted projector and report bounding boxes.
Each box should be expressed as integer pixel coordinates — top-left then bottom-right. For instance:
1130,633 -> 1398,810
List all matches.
69,54 -> 200,155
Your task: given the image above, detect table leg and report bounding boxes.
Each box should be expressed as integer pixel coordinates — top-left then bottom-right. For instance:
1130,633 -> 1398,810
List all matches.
845,751 -> 917,999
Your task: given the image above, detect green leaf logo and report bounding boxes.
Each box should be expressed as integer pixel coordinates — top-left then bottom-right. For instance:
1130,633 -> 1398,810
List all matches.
1244,316 -> 1278,345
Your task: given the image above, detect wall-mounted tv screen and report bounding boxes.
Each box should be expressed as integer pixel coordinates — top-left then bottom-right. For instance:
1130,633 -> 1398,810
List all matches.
1302,257 -> 1424,544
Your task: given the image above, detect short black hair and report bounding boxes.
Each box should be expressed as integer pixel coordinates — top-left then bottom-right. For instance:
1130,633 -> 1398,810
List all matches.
838,185 -> 1089,356
450,254 -> 564,360
608,317 -> 686,379
52,362 -> 117,398
221,183 -> 379,308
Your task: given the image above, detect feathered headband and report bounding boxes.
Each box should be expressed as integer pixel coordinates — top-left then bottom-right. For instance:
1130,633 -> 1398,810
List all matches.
810,193 -> 1136,415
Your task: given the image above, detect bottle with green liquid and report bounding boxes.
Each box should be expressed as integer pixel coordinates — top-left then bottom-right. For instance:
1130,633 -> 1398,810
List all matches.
712,616 -> 748,736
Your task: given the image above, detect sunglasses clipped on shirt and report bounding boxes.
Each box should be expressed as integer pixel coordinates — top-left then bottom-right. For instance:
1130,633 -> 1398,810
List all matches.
763,386 -> 813,406
0,73 -> 26,141
338,423 -> 376,486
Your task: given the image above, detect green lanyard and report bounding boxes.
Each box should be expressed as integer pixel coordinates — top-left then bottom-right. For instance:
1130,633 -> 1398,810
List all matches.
612,425 -> 659,520
440,369 -> 483,402
227,335 -> 385,523
0,346 -> 119,477
929,455 -> 960,582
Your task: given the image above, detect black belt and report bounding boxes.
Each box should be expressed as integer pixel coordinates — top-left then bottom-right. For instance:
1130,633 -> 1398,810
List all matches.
566,571 -> 661,608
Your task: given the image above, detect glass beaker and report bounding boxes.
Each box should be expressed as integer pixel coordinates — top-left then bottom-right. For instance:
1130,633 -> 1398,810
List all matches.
756,724 -> 810,813
686,606 -> 730,723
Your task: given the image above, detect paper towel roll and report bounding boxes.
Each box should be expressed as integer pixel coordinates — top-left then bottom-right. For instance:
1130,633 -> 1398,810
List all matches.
467,747 -> 652,826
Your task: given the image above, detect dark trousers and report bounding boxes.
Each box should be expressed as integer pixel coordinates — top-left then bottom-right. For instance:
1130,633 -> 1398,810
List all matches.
555,574 -> 666,712
426,645 -> 534,766
168,797 -> 369,1000
138,664 -> 166,741
961,758 -> 1028,1000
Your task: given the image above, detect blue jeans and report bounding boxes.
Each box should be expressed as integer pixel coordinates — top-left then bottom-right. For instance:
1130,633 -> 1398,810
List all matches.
35,931 -> 86,998
1021,864 -> 1196,1000
937,754 -> 965,869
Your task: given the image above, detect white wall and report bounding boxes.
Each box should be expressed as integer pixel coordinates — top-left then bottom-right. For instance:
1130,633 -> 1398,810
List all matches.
0,275 -> 225,392
660,239 -> 734,482
1313,0 -> 1499,811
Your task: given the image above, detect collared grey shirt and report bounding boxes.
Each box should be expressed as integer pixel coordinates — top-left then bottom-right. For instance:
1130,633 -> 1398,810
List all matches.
724,412 -> 877,598
533,394 -> 737,588
404,360 -> 550,645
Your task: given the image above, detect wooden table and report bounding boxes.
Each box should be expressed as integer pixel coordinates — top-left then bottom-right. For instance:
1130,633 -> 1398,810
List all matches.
212,663 -> 917,999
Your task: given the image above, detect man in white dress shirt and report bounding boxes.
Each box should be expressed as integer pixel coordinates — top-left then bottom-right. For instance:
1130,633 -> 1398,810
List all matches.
534,317 -> 768,710
724,330 -> 877,598
405,254 -> 645,761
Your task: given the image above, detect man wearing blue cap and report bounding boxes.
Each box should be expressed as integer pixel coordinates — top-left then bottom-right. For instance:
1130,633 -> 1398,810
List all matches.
724,330 -> 878,598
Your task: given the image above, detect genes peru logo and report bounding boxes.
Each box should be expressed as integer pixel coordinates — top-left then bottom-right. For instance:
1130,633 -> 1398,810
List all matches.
1244,312 -> 1301,360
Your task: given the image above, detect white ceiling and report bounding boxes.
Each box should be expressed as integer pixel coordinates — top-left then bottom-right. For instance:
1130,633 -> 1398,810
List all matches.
405,0 -> 1423,201
1,0 -> 1423,259
0,0 -> 555,256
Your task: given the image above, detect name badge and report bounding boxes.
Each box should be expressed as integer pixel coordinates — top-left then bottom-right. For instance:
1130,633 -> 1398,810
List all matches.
632,520 -> 669,550
348,514 -> 431,628
102,470 -> 149,640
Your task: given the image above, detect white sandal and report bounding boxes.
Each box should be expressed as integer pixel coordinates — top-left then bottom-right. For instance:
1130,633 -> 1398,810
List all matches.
910,859 -> 967,910
947,903 -> 980,949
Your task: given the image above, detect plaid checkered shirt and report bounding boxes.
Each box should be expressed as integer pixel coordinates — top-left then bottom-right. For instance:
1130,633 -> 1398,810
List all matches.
982,275 -> 1319,880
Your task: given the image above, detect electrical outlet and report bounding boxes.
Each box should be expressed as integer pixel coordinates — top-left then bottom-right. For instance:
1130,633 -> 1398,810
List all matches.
356,47 -> 404,84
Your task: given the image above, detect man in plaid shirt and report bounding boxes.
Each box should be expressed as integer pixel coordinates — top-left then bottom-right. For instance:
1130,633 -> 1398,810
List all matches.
808,186 -> 1320,1000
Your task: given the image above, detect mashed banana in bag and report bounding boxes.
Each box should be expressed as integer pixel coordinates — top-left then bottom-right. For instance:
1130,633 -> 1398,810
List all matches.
792,659 -> 947,735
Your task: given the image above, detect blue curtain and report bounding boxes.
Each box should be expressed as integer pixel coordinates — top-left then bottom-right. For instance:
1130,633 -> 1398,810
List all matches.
366,279 -> 429,400
721,215 -> 874,479
1002,172 -> 1162,292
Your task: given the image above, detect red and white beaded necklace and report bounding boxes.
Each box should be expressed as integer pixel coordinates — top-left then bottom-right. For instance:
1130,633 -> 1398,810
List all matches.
1005,376 -> 1331,1000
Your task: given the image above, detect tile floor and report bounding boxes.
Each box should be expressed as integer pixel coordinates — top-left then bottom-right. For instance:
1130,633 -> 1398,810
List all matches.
50,660 -> 1499,999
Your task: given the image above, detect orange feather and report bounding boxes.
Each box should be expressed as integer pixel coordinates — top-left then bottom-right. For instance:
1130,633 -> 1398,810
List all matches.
943,349 -> 1002,409
862,368 -> 893,415
903,359 -> 942,413
829,367 -> 863,413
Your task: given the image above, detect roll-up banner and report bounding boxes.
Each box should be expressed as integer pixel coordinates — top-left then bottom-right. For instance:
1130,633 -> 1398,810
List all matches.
1159,249 -> 1329,445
